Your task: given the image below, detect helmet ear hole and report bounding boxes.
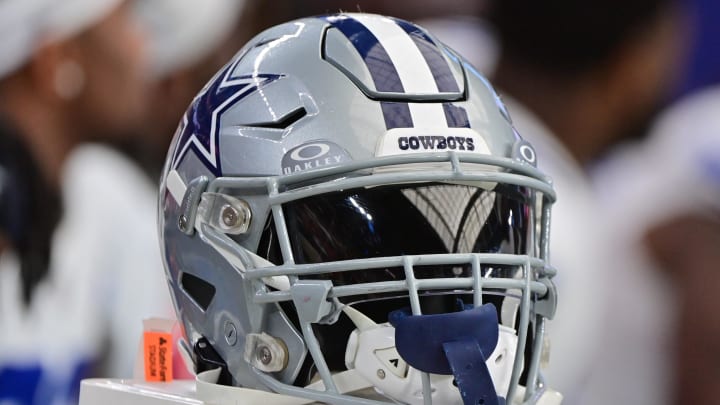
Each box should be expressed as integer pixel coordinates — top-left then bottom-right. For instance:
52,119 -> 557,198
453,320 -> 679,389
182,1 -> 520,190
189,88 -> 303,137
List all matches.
195,337 -> 233,385
180,272 -> 216,311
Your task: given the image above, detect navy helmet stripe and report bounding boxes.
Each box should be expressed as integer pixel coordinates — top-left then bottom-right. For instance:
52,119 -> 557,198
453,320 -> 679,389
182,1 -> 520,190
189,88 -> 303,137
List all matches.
443,103 -> 470,128
325,16 -> 405,93
381,102 -> 414,129
392,18 -> 460,93
391,17 -> 435,44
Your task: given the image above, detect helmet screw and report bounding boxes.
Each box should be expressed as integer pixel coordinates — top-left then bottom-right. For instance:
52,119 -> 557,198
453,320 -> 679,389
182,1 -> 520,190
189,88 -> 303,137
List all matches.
221,205 -> 239,228
178,215 -> 188,231
257,345 -> 273,365
376,369 -> 386,379
224,322 -> 237,346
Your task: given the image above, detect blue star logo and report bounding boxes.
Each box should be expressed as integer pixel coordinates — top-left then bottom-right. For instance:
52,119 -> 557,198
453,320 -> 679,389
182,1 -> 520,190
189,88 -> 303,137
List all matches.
170,57 -> 282,176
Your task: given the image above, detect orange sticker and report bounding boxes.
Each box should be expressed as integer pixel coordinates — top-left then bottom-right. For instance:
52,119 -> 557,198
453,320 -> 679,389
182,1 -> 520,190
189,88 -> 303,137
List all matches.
143,331 -> 173,382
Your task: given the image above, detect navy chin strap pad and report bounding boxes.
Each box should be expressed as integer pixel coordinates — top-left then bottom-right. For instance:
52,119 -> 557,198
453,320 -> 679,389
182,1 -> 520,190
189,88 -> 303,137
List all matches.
389,303 -> 499,374
389,303 -> 504,405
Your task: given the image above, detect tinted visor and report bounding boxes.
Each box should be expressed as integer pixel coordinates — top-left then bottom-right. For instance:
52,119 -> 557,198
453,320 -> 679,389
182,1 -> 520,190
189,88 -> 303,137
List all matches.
261,183 -> 533,289
299,182 -> 527,255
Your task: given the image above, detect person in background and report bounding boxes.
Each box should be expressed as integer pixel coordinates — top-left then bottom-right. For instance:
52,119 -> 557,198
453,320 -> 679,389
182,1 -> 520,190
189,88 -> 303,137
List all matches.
673,0 -> 720,96
0,118 -> 62,309
593,85 -> 720,404
486,0 -> 688,403
0,1 -> 171,404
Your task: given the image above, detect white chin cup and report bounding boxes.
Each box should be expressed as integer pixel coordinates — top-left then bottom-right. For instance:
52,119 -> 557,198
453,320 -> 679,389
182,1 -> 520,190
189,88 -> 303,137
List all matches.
344,321 -> 518,405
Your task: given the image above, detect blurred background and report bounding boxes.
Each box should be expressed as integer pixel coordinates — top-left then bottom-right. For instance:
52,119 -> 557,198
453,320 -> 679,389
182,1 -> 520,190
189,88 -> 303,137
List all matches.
0,0 -> 718,404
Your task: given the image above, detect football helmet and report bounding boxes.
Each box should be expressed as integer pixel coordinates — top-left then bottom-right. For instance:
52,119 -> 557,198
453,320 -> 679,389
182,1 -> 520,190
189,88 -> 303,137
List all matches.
159,13 -> 559,405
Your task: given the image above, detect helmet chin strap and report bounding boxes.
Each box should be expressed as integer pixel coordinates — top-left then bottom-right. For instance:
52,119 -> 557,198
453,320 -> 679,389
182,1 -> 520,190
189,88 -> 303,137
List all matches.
343,304 -> 518,405
442,339 -> 504,405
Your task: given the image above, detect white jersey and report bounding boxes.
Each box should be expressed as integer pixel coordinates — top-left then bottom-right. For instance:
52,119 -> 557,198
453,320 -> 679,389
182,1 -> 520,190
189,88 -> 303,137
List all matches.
501,97 -> 613,403
0,144 -> 173,405
586,85 -> 720,405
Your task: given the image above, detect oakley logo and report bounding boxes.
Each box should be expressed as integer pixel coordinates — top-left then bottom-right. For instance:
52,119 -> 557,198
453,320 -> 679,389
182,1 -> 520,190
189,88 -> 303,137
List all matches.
511,139 -> 538,167
282,141 -> 351,175
289,143 -> 331,161
519,144 -> 536,164
397,136 -> 475,151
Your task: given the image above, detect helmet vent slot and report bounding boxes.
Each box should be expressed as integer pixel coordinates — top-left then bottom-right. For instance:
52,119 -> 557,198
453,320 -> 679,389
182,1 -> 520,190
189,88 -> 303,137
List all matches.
251,107 -> 307,130
181,272 -> 216,311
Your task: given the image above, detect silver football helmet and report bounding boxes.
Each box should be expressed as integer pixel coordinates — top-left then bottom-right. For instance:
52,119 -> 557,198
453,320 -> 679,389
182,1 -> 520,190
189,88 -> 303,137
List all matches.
159,13 -> 558,405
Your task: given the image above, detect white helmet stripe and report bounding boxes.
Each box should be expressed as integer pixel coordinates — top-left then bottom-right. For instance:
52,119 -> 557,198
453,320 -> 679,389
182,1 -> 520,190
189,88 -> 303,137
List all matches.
350,14 -> 439,94
350,14 -> 448,129
391,17 -> 460,93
